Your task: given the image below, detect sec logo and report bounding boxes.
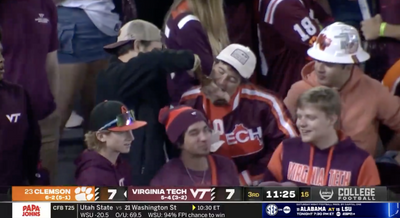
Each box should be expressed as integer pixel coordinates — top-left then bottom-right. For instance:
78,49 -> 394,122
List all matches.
266,204 -> 278,216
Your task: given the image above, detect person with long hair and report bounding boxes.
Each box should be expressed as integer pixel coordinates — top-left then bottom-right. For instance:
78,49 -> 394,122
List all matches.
163,0 -> 230,104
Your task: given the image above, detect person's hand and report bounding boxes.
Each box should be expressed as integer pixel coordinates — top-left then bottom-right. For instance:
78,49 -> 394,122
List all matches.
200,81 -> 230,105
188,54 -> 201,77
361,14 -> 383,40
193,64 -> 230,105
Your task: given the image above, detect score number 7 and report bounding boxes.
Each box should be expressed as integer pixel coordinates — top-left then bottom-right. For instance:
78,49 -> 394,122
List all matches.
225,189 -> 235,200
108,189 -> 117,200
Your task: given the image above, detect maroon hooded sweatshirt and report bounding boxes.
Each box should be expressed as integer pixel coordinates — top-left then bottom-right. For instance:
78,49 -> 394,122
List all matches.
264,133 -> 380,186
75,150 -> 132,186
151,155 -> 240,186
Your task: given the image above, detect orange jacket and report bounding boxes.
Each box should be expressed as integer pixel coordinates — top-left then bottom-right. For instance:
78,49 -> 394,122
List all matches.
284,61 -> 400,156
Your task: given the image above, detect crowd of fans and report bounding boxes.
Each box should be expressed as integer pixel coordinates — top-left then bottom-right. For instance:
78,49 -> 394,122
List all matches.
1,0 -> 400,194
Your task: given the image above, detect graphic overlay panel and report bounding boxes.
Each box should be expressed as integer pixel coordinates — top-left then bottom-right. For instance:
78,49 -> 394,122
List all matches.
97,187 -> 127,201
310,186 -> 387,201
243,187 -> 263,201
261,202 -> 398,218
50,203 -> 77,218
299,187 -> 311,201
53,203 -> 262,218
12,186 -> 95,201
0,203 -> 11,218
128,187 -> 215,201
263,187 -> 299,201
214,187 -> 243,201
12,202 -> 51,218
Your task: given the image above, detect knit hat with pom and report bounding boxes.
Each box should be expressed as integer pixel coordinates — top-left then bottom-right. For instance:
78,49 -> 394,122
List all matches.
159,106 -> 209,144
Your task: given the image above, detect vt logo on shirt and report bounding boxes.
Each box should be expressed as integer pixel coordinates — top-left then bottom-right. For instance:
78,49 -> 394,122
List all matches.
6,113 -> 21,123
287,162 -> 352,186
35,13 -> 49,24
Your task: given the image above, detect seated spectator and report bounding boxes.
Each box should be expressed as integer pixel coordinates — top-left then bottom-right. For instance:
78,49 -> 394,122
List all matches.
284,22 -> 400,157
0,27 -> 41,187
75,101 -> 146,186
97,19 -> 201,185
263,86 -> 380,186
180,44 -> 297,186
151,106 -> 239,186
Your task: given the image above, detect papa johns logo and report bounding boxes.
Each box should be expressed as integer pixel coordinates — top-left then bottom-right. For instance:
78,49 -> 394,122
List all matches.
23,204 -> 40,217
320,189 -> 334,201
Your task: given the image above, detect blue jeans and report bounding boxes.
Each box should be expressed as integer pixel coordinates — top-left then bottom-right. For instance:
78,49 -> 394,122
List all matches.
57,7 -> 116,64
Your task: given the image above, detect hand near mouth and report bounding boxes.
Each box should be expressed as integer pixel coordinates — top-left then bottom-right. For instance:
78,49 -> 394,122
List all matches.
194,66 -> 230,105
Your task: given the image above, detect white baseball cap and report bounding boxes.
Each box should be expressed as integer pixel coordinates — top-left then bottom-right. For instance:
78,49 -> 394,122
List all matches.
307,22 -> 370,64
104,19 -> 161,52
216,44 -> 256,79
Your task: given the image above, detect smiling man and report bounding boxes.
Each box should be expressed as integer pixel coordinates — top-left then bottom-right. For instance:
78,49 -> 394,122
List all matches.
264,86 -> 380,187
284,22 -> 400,157
180,43 -> 297,186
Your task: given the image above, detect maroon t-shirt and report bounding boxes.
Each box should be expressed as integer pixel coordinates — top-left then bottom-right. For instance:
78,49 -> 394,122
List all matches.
0,0 -> 58,120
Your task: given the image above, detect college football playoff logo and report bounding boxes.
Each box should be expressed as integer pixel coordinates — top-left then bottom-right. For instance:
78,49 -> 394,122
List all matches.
319,189 -> 334,201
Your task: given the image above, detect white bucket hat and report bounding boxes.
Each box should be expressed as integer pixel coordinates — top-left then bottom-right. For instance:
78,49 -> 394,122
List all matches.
307,22 -> 370,64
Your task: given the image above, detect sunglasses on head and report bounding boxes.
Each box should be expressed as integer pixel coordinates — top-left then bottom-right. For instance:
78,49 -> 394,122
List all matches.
98,110 -> 136,131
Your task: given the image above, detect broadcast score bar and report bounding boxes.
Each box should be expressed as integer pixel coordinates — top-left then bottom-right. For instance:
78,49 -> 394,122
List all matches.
9,186 -> 391,202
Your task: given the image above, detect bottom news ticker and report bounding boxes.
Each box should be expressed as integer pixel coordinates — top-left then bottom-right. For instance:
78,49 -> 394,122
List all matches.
1,202 -> 400,218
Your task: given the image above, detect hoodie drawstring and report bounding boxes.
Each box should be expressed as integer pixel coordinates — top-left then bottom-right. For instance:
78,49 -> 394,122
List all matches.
306,146 -> 335,186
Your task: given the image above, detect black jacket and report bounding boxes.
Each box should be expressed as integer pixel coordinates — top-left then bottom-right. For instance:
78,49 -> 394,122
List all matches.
96,49 -> 195,185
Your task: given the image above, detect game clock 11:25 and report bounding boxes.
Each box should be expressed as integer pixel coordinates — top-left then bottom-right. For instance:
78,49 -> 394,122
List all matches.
263,187 -> 299,201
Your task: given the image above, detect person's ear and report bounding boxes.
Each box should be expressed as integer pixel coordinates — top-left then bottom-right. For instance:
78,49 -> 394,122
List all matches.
328,114 -> 338,127
133,40 -> 141,52
96,131 -> 107,143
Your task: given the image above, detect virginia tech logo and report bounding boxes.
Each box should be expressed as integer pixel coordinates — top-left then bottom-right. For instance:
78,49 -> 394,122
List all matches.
316,34 -> 332,51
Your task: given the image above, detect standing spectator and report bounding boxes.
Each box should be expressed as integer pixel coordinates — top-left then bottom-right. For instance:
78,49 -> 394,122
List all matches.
97,20 -> 202,185
0,0 -> 60,184
224,0 -> 259,83
0,27 -> 42,187
181,44 -> 297,186
257,0 -> 332,98
163,0 -> 230,104
284,22 -> 400,157
264,86 -> 380,186
361,1 -> 400,81
56,0 -> 121,131
151,106 -> 240,186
